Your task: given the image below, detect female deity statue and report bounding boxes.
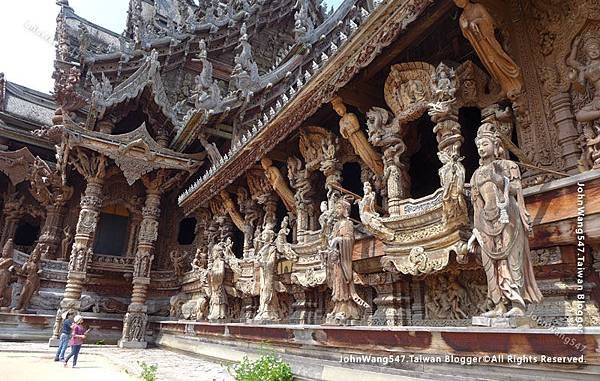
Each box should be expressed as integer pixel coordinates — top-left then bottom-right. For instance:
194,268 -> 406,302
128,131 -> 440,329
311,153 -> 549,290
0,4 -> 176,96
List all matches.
60,226 -> 73,261
0,239 -> 15,308
467,122 -> 543,318
567,34 -> 600,123
326,197 -> 368,324
207,242 -> 227,320
254,227 -> 281,322
13,246 -> 43,312
453,0 -> 523,98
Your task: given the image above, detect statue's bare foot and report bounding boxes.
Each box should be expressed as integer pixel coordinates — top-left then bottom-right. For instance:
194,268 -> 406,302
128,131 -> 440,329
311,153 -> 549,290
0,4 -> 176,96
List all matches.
503,306 -> 525,318
481,304 -> 506,318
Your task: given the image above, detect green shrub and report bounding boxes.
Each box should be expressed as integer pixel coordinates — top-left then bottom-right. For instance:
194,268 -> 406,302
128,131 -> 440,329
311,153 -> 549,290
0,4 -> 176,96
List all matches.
231,354 -> 293,381
138,361 -> 158,381
94,340 -> 105,345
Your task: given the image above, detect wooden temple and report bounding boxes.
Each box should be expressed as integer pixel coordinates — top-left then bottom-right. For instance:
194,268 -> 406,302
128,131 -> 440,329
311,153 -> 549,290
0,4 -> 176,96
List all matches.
0,0 -> 599,378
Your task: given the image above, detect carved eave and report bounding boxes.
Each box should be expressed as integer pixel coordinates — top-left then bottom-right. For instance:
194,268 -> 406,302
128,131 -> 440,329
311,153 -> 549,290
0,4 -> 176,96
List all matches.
178,0 -> 434,214
0,147 -> 37,185
94,51 -> 176,129
64,122 -> 203,185
169,1 -> 359,152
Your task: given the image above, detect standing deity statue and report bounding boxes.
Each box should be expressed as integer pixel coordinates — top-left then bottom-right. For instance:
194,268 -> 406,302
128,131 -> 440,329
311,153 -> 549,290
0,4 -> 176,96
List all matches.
331,96 -> 384,176
325,197 -> 369,325
254,227 -> 281,321
207,242 -> 227,320
13,246 -> 43,312
133,248 -> 153,278
170,250 -> 188,277
438,150 -> 466,222
567,34 -> 600,169
567,34 -> 600,123
467,122 -> 543,318
60,226 -> 73,261
0,239 -> 15,308
453,0 -> 523,99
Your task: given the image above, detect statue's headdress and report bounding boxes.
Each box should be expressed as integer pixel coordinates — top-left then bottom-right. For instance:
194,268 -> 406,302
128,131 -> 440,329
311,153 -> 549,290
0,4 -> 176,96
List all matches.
335,194 -> 353,217
475,121 -> 498,143
475,122 -> 504,160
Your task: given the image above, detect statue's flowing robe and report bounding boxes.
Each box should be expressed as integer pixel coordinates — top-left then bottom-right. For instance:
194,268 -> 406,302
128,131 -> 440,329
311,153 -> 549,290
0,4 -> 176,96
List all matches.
330,219 -> 368,319
208,257 -> 227,318
471,160 -> 543,308
257,245 -> 277,317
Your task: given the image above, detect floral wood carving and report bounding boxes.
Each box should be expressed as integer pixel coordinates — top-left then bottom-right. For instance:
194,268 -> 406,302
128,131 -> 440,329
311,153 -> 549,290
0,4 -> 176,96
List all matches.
384,62 -> 435,123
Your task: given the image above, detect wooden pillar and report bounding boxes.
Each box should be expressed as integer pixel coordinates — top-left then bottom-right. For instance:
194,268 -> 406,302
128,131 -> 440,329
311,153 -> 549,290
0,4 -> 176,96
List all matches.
49,154 -> 105,345
550,92 -> 581,174
49,150 -> 106,345
37,204 -> 67,260
119,188 -> 161,348
369,274 -> 409,326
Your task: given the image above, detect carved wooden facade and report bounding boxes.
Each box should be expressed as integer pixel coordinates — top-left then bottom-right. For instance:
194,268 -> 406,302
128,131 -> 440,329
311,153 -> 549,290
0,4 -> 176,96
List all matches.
0,0 -> 598,359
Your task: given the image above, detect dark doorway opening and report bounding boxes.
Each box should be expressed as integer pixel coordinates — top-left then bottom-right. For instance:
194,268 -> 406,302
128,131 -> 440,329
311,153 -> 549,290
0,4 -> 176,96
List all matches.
342,161 -> 362,221
93,213 -> 129,256
177,217 -> 197,245
14,222 -> 40,247
459,107 -> 482,182
409,117 -> 441,199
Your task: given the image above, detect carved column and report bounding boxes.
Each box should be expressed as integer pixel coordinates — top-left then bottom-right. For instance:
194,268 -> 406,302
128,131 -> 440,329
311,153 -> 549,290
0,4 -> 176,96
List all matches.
119,188 -> 161,349
369,274 -> 409,326
289,286 -> 310,324
50,151 -> 106,346
550,92 -> 581,174
37,204 -> 67,260
287,156 -> 316,243
429,63 -> 468,225
409,280 -> 426,324
125,215 -> 142,257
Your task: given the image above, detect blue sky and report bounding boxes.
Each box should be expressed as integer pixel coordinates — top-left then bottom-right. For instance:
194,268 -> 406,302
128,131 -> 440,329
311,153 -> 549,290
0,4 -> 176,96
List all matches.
0,0 -> 345,93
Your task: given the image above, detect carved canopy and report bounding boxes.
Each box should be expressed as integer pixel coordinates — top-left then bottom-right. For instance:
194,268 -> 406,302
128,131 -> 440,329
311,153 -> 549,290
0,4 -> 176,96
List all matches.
64,123 -> 203,185
0,147 -> 36,185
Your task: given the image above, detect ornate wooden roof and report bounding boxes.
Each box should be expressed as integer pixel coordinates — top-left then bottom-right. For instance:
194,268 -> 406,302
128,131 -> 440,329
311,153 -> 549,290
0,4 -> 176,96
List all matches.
178,0 -> 435,213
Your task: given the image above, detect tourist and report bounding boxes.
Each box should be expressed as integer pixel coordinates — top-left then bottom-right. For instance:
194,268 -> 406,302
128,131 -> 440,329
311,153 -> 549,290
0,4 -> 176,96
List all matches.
54,310 -> 74,362
63,315 -> 87,368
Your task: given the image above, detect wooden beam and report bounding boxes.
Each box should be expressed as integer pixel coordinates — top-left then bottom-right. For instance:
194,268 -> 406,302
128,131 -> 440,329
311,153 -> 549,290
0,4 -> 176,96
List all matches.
205,127 -> 232,140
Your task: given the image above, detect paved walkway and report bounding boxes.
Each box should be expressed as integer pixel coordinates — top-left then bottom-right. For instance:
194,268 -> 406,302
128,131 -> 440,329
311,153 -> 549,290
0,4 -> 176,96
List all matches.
0,342 -> 234,381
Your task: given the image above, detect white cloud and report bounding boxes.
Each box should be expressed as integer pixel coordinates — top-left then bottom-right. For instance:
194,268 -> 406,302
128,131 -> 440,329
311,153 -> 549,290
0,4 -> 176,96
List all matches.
0,0 -> 345,94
